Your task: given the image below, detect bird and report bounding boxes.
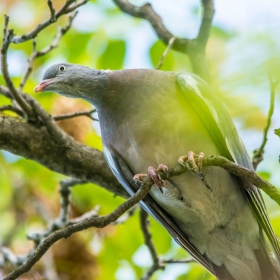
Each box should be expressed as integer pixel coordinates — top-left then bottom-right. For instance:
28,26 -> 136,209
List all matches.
35,63 -> 280,280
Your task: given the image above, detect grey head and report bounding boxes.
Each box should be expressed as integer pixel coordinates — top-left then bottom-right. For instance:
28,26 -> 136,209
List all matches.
34,63 -> 107,103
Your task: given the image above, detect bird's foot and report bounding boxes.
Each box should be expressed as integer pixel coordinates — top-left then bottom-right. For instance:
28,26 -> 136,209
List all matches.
148,164 -> 169,187
178,151 -> 205,180
133,165 -> 169,193
133,173 -> 148,186
148,164 -> 170,193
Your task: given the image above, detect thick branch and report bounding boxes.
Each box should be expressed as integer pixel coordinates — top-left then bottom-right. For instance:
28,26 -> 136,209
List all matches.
188,0 -> 214,81
0,115 -> 127,198
113,0 -> 190,52
113,0 -> 214,80
196,0 -> 215,49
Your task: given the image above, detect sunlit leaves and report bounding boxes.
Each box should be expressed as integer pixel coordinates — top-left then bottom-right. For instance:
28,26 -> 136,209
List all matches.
97,39 -> 126,70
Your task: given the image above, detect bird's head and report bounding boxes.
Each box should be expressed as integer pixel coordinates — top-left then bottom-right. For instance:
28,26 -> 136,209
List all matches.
34,63 -> 107,102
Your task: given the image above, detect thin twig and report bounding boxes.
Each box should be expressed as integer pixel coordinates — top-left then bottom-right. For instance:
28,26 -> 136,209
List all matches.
140,209 -> 164,280
252,75 -> 280,169
141,263 -> 164,280
36,11 -> 78,57
28,179 -> 87,243
18,39 -> 37,92
47,0 -> 56,23
1,17 -> 35,120
58,178 -> 87,225
3,14 -> 9,38
113,205 -> 138,225
156,37 -> 175,70
163,258 -> 195,264
42,250 -> 60,280
202,155 -> 280,206
1,247 -> 28,267
53,109 -> 97,121
66,0 -> 89,13
10,0 -> 81,44
0,105 -> 25,117
19,12 -> 78,91
69,206 -> 100,224
3,181 -> 152,280
140,209 -> 160,264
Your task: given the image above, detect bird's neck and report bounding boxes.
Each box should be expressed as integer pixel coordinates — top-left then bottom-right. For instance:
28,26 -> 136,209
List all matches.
94,69 -> 178,146
94,70 -> 146,143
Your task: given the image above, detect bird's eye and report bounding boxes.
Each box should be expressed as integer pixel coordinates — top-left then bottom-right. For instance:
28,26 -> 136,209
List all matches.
59,65 -> 66,72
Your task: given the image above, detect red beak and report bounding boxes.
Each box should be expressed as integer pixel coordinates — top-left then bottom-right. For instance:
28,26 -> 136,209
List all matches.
34,78 -> 54,93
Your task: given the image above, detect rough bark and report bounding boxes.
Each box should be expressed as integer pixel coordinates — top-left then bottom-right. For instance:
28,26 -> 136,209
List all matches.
0,115 -> 128,198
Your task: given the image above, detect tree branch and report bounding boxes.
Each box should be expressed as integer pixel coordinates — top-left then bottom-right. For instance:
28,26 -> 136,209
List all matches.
196,0 -> 215,49
113,205 -> 138,225
156,37 -> 175,70
188,0 -> 214,80
53,109 -> 97,121
27,179 -> 87,245
1,16 -> 35,120
10,0 -> 86,44
0,114 -> 128,198
112,0 -> 215,80
140,209 -> 164,280
47,0 -> 56,23
252,75 -> 280,169
0,105 -> 25,117
0,85 -> 11,99
3,181 -> 152,280
113,0 -> 190,53
19,11 -> 78,91
66,0 -> 89,13
202,155 -> 280,206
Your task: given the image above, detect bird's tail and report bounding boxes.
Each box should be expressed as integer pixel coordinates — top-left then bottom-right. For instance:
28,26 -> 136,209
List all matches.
212,242 -> 280,280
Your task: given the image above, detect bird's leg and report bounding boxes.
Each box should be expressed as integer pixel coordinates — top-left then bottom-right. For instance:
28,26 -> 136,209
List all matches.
178,151 -> 205,180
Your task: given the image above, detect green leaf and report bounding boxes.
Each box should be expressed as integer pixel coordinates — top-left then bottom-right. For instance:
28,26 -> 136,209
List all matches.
256,171 -> 271,181
97,40 -> 126,70
274,128 -> 280,137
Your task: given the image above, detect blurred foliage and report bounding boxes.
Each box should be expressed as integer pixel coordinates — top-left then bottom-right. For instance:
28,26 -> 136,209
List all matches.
0,0 -> 280,280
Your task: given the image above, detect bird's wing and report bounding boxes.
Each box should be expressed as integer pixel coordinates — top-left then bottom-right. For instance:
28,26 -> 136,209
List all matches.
103,146 -> 215,275
177,73 -> 280,260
